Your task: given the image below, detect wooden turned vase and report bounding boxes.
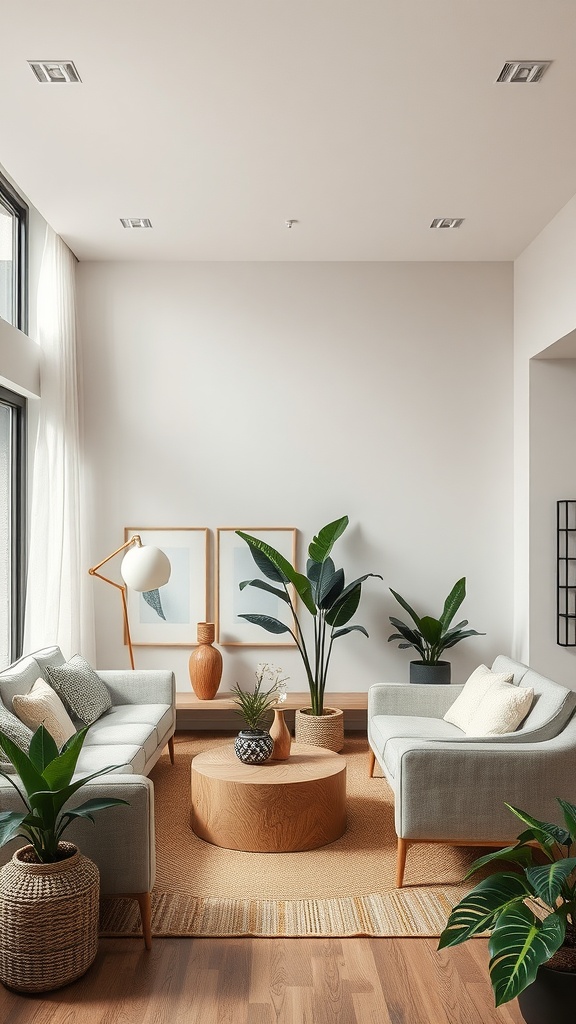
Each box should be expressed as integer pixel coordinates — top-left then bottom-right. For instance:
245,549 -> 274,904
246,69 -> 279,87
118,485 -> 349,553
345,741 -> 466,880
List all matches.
188,623 -> 223,699
269,708 -> 292,760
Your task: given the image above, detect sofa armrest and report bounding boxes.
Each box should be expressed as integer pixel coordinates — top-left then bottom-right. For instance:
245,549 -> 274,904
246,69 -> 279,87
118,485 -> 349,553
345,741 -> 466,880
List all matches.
0,775 -> 155,895
98,669 -> 175,707
392,722 -> 576,842
368,682 -> 463,720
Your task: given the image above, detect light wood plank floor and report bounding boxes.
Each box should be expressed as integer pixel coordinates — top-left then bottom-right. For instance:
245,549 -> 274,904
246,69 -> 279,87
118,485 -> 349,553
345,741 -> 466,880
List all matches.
0,937 -> 524,1023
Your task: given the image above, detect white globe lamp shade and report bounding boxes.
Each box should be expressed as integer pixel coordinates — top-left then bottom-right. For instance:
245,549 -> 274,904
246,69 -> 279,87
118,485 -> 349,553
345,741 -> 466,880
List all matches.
121,545 -> 171,592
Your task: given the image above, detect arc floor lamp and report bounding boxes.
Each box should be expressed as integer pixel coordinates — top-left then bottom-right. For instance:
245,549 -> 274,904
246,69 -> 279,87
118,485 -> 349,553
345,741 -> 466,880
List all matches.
89,535 -> 171,669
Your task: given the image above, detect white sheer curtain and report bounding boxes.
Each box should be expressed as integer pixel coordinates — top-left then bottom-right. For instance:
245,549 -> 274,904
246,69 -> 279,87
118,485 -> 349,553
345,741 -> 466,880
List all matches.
23,226 -> 95,661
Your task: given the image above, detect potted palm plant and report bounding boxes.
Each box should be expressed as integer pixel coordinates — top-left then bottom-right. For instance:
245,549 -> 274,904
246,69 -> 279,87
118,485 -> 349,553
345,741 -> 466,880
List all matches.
0,724 -> 127,993
387,576 -> 484,683
438,799 -> 576,1022
236,515 -> 382,751
231,663 -> 287,764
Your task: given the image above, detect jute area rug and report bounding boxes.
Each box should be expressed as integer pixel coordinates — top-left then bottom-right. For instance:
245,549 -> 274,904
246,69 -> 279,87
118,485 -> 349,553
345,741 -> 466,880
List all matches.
100,732 -> 481,939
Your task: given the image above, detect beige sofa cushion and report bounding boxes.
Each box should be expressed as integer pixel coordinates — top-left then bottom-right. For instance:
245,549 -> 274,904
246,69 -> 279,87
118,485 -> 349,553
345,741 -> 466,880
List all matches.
12,678 -> 76,748
465,680 -> 534,736
443,664 -> 514,731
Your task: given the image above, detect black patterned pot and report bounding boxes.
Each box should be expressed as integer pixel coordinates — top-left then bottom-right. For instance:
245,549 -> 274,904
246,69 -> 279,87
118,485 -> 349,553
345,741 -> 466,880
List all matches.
517,964 -> 576,1023
234,729 -> 274,764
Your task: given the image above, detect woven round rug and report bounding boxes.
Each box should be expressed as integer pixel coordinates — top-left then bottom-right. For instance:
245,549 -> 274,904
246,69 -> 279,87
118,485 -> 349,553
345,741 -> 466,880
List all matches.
100,732 -> 483,938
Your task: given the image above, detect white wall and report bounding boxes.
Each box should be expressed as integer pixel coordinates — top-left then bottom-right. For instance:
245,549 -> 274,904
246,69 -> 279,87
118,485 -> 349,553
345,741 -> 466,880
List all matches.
529,359 -> 576,681
515,193 -> 576,683
77,260 -> 513,692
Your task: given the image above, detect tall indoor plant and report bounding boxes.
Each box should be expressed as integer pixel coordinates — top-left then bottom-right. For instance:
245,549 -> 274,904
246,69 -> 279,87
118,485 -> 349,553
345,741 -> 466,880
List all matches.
439,799 -> 576,1022
236,516 -> 382,748
0,724 -> 127,993
387,576 -> 484,683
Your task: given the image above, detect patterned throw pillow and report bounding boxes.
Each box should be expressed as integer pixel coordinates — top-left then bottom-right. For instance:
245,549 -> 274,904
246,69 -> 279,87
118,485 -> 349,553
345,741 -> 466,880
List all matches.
0,699 -> 33,768
12,678 -> 76,748
45,654 -> 112,726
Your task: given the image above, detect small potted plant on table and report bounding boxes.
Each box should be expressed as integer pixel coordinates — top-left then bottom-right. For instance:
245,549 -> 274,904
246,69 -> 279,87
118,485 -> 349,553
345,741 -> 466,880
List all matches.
231,664 -> 288,764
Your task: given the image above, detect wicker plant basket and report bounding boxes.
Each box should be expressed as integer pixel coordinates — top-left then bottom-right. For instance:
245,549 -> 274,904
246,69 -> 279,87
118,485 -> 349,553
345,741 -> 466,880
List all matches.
294,707 -> 344,752
0,842 -> 100,993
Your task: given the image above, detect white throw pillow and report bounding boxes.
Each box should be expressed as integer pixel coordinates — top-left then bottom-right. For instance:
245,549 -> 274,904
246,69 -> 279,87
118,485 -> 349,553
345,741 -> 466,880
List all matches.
465,680 -> 534,736
12,678 -> 76,749
443,664 -> 514,731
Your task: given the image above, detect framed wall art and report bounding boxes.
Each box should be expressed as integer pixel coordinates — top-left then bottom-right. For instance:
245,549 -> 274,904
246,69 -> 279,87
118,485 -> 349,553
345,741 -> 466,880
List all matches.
216,527 -> 297,646
124,527 -> 209,647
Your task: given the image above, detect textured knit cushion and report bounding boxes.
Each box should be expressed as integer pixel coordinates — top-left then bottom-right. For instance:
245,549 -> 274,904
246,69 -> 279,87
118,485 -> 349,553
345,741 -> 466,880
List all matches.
443,664 -> 514,731
45,654 -> 112,726
0,700 -> 33,768
465,680 -> 534,736
12,678 -> 76,748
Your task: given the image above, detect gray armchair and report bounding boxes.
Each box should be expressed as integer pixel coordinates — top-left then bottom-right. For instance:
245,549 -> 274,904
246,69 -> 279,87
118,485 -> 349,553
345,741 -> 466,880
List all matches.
367,656 -> 576,887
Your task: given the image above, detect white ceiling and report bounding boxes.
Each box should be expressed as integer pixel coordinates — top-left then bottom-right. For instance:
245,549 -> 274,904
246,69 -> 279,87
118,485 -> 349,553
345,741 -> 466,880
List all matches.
1,1 -> 576,262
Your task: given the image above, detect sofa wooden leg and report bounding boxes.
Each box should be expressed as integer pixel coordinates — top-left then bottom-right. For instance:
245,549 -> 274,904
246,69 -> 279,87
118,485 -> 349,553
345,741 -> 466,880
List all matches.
136,891 -> 152,950
168,735 -> 175,765
396,837 -> 409,888
368,748 -> 376,777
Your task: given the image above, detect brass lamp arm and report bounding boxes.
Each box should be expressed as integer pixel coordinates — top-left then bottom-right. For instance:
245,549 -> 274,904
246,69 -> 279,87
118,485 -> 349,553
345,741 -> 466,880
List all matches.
88,535 -> 142,671
88,535 -> 142,577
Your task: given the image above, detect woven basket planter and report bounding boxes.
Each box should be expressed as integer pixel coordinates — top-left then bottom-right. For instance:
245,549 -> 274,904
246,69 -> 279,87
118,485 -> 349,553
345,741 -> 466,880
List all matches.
0,842 -> 100,993
294,707 -> 344,752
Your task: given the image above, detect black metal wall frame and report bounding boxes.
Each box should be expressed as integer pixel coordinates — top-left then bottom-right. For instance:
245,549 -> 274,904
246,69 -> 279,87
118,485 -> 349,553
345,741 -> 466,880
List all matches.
557,499 -> 576,647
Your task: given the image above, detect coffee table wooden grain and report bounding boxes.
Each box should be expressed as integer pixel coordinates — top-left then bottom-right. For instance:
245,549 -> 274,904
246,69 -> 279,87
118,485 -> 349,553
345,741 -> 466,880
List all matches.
190,743 -> 347,853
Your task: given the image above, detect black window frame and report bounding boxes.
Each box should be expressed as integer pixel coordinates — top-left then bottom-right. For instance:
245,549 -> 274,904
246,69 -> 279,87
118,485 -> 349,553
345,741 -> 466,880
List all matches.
0,386 -> 26,662
0,170 -> 28,334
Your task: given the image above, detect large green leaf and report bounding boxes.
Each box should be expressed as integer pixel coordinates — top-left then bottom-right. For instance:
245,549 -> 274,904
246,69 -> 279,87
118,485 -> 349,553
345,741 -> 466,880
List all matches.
243,544 -> 288,584
438,872 -> 530,948
47,763 -> 130,820
439,578 -> 466,630
505,804 -> 571,849
238,614 -> 292,635
332,625 -> 369,640
41,728 -> 90,792
236,532 -> 316,614
326,574 -> 382,626
465,844 -> 535,879
0,810 -> 28,847
28,725 -> 59,774
488,903 -> 566,1006
326,584 -> 361,627
320,569 -> 345,610
442,629 -> 485,649
526,858 -> 576,906
307,517 -> 349,563
557,798 -> 576,842
389,588 -> 422,630
239,579 -> 290,603
388,618 -> 424,649
418,616 -> 443,645
0,732 -> 47,799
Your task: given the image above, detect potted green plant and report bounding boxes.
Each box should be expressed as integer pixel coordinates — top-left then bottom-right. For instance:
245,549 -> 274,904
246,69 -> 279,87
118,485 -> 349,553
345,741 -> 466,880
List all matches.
387,576 -> 484,683
231,663 -> 287,764
236,516 -> 382,750
438,799 -> 576,1022
0,724 -> 128,993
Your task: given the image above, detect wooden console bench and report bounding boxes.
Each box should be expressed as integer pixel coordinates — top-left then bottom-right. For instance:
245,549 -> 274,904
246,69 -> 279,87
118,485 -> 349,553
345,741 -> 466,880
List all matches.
176,691 -> 368,732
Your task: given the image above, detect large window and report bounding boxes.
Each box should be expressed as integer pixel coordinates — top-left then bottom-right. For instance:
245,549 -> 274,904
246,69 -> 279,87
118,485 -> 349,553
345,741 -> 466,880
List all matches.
0,387 -> 26,667
0,172 -> 27,332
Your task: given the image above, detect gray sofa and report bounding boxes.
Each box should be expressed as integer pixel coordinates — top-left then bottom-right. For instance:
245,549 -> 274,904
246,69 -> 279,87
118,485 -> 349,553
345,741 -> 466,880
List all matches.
368,655 -> 576,887
0,646 -> 176,948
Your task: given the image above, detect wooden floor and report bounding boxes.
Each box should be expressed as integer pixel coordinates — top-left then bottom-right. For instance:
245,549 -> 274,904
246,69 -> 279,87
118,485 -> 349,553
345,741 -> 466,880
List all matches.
0,937 -> 524,1023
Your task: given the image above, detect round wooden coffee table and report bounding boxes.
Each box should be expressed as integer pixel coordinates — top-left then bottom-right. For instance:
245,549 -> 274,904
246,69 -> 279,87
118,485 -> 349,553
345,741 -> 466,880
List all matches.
190,742 -> 347,852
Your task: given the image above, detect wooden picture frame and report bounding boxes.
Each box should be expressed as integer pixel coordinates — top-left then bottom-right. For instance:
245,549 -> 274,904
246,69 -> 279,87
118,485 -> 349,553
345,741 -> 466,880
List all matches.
216,527 -> 297,646
124,527 -> 209,647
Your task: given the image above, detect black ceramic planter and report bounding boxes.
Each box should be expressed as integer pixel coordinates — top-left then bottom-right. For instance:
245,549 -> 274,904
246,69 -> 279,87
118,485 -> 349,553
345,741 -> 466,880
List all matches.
409,660 -> 451,685
517,965 -> 576,1024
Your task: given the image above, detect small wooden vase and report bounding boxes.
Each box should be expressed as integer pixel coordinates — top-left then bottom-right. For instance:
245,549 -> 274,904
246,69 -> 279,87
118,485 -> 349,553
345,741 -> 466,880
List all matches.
189,622 -> 223,700
269,707 -> 292,760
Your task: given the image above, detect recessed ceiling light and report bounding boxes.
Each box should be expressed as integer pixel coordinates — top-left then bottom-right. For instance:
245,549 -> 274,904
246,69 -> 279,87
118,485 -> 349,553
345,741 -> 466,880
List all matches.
28,61 -> 81,84
120,218 -> 153,229
430,218 -> 464,229
496,60 -> 552,84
